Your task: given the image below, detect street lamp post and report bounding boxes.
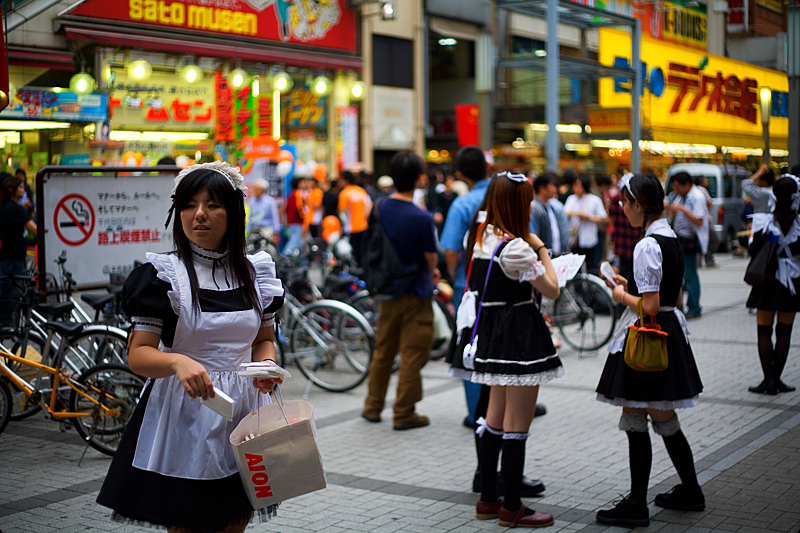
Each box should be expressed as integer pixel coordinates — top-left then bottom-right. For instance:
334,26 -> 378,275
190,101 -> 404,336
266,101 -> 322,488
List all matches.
760,87 -> 772,165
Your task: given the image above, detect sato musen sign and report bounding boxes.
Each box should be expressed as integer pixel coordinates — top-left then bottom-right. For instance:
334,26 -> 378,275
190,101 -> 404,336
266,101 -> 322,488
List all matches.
67,0 -> 357,51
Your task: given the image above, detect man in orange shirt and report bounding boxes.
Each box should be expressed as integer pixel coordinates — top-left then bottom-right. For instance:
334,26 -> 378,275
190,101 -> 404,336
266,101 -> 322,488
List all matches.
303,176 -> 324,239
338,171 -> 372,264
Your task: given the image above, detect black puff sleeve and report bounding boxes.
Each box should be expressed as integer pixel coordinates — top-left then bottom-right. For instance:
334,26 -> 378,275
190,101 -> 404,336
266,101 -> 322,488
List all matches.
122,263 -> 179,346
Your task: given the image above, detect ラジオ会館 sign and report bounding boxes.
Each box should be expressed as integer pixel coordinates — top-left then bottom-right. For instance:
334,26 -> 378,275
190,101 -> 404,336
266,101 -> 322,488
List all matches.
598,28 -> 789,147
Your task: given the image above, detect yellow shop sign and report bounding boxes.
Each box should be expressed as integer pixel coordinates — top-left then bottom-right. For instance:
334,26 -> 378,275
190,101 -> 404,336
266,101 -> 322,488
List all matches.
599,28 -> 788,142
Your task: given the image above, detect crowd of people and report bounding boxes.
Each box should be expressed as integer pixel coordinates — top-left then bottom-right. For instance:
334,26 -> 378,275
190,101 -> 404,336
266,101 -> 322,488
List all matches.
2,155 -> 798,531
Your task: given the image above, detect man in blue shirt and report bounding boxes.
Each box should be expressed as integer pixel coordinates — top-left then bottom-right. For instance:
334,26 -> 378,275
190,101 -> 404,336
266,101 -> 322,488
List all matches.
441,146 -> 490,308
247,179 -> 281,241
530,173 -> 570,256
362,151 -> 439,431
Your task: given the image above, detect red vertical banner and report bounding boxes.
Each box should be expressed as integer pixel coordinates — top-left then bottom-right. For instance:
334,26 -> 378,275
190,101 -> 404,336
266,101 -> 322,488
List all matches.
455,104 -> 480,147
254,96 -> 273,138
215,73 -> 234,142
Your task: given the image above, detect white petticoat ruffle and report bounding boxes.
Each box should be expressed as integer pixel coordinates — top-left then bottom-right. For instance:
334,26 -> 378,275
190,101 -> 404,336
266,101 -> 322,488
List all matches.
595,393 -> 696,410
470,365 -> 565,387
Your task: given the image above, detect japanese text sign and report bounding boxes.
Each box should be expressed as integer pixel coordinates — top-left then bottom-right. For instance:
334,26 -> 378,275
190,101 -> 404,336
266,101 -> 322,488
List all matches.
1,89 -> 107,122
286,88 -> 326,129
599,29 -> 788,142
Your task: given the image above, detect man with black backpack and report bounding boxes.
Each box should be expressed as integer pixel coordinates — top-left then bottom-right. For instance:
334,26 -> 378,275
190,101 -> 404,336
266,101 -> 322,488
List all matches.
361,151 -> 440,431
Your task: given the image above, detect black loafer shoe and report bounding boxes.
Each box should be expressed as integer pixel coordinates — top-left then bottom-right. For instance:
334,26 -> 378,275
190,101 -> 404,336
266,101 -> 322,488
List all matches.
749,380 -> 779,395
654,484 -> 705,511
472,472 -> 546,497
534,404 -> 547,417
778,380 -> 796,393
596,496 -> 649,527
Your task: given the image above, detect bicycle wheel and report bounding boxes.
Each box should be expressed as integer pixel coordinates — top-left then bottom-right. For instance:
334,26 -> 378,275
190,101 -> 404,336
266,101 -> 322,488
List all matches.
0,378 -> 12,435
288,301 -> 374,392
553,274 -> 617,351
0,331 -> 48,420
64,329 -> 128,374
69,364 -> 145,456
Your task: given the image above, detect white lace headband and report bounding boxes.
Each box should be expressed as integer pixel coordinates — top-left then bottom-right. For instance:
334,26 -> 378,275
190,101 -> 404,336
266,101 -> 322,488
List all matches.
618,172 -> 637,202
497,171 -> 528,183
165,161 -> 247,228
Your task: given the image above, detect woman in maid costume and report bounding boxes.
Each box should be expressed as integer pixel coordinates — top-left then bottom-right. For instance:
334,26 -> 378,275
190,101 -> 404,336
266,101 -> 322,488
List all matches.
746,174 -> 800,395
450,173 -> 563,528
97,161 -> 285,532
595,173 -> 704,528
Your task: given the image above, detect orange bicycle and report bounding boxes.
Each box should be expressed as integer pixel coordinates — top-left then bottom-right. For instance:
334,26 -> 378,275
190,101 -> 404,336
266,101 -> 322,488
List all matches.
0,320 -> 144,456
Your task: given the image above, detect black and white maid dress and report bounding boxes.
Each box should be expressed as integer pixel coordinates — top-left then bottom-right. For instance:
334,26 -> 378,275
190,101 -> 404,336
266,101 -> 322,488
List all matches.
448,226 -> 564,386
746,212 -> 800,312
97,243 -> 284,531
596,218 -> 703,409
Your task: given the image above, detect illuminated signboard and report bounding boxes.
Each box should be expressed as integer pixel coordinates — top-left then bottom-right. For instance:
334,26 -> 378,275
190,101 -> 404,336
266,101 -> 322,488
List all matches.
599,29 -> 788,142
67,0 -> 357,52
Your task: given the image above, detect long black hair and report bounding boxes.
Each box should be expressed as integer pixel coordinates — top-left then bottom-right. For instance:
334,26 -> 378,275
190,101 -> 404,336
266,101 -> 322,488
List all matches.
773,176 -> 798,235
620,173 -> 665,230
0,174 -> 20,204
172,168 -> 260,314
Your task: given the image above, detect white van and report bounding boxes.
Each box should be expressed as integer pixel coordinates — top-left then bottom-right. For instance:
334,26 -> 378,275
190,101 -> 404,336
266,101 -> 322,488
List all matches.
666,163 -> 752,251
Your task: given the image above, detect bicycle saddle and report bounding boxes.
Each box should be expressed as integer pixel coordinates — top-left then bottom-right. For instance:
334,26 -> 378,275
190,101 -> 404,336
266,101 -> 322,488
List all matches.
45,320 -> 85,338
35,301 -> 74,318
81,293 -> 115,309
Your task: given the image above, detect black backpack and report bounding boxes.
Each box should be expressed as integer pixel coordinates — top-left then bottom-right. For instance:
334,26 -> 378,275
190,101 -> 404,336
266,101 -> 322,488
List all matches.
361,198 -> 419,301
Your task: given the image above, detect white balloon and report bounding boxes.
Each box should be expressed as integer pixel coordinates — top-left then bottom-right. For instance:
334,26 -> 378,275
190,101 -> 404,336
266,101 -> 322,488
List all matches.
176,154 -> 190,169
125,157 -> 137,167
276,160 -> 293,178
294,163 -> 310,178
306,160 -> 317,173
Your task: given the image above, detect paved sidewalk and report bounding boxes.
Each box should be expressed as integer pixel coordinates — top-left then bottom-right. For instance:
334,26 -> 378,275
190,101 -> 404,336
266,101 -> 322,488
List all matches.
1,253 -> 799,532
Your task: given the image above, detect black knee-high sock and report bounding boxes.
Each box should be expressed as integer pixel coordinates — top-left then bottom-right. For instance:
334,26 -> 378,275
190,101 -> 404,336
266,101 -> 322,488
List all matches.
627,431 -> 652,504
478,427 -> 503,503
662,430 -> 700,489
774,322 -> 794,382
501,437 -> 527,512
757,324 -> 775,384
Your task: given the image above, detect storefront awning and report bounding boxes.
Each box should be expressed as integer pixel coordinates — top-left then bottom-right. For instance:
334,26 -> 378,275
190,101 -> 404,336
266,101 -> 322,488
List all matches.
63,23 -> 363,71
7,46 -> 75,71
652,127 -> 788,151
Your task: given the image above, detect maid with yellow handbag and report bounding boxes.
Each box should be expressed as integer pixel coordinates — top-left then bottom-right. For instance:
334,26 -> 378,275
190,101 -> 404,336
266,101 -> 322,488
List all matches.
594,173 -> 705,528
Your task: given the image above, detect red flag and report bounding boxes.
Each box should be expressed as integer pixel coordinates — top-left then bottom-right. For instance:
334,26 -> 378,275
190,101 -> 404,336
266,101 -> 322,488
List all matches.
455,104 -> 480,147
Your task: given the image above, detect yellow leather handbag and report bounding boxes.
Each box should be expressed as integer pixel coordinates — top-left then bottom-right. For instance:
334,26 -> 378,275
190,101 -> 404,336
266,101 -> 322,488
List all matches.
623,300 -> 669,372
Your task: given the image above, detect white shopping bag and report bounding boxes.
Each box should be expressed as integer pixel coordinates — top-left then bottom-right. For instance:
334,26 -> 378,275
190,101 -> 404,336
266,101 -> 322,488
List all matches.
230,398 -> 326,509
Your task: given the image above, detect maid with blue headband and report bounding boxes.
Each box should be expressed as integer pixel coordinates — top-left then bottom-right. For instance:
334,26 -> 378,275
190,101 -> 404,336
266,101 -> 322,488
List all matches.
97,162 -> 285,532
595,173 -> 704,528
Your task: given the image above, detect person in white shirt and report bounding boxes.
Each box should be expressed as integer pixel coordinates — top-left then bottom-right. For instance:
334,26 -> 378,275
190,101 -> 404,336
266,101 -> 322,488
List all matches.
564,174 -> 609,273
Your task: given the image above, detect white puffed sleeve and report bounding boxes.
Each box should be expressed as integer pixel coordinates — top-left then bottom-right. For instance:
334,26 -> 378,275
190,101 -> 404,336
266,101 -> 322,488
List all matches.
632,237 -> 663,293
499,238 -> 546,282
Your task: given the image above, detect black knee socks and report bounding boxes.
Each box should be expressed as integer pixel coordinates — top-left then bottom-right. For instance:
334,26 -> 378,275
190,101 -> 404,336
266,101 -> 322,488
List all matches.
757,324 -> 775,385
774,322 -> 793,382
501,437 -> 527,511
478,427 -> 503,503
662,430 -> 700,489
627,431 -> 652,504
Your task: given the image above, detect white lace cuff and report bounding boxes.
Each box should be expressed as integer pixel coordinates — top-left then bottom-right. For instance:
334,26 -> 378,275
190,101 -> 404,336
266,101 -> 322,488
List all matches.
131,316 -> 163,335
520,261 -> 547,282
261,312 -> 276,328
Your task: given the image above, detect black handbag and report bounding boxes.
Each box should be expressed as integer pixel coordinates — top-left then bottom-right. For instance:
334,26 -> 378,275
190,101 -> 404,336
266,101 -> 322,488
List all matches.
744,237 -> 779,286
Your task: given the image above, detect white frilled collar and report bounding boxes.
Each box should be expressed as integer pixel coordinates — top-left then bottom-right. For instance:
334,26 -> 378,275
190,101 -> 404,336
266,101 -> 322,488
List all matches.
644,218 -> 676,239
189,241 -> 229,265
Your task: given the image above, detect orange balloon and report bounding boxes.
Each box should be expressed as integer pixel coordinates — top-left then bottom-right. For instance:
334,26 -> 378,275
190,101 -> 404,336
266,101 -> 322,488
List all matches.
322,215 -> 342,242
313,163 -> 327,182
277,150 -> 294,163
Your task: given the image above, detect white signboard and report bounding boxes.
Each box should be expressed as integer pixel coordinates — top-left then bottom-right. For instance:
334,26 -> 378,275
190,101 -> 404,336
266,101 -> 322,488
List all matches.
43,172 -> 175,287
371,86 -> 416,149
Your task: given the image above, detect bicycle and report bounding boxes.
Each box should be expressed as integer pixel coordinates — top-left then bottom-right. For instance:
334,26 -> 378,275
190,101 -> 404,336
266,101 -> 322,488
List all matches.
543,272 -> 617,352
276,290 -> 375,393
0,321 -> 144,456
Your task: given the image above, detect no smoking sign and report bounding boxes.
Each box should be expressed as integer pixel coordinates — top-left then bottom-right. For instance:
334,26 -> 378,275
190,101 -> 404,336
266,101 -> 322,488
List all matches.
54,193 -> 96,246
